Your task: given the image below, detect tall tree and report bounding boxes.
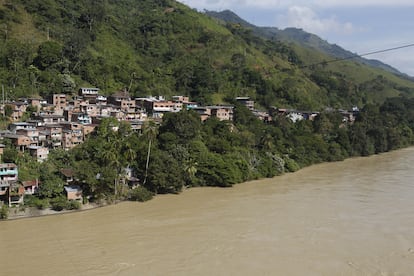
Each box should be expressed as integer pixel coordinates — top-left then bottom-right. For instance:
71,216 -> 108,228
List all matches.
142,120 -> 158,185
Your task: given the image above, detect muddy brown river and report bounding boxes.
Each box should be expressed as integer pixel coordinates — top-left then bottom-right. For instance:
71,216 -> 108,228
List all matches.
1,148 -> 414,275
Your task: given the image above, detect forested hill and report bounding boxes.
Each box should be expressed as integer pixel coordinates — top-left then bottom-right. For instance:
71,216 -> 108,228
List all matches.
205,9 -> 406,78
1,0 -> 414,110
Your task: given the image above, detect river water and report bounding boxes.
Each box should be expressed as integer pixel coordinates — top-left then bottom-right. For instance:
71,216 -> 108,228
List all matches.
1,148 -> 414,276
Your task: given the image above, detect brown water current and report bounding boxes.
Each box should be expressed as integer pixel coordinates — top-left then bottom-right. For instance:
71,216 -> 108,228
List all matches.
1,147 -> 414,275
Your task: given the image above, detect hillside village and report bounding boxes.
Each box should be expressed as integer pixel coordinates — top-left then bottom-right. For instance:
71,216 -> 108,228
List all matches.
0,87 -> 358,208
0,0 -> 413,224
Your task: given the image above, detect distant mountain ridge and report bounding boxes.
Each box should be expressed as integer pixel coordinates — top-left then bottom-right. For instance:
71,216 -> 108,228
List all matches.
205,10 -> 410,78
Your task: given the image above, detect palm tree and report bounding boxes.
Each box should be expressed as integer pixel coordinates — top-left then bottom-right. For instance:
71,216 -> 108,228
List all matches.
260,133 -> 274,152
123,142 -> 137,169
143,120 -> 158,185
100,144 -> 120,197
184,159 -> 197,186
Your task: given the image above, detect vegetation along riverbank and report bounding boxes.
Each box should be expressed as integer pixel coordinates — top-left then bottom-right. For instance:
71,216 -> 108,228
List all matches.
3,97 -> 414,220
1,0 -> 414,219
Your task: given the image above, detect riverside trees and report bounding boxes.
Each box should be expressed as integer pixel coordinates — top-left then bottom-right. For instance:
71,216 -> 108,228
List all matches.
12,96 -> 414,204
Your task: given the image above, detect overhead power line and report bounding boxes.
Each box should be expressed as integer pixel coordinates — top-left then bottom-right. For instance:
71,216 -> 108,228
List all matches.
300,43 -> 414,69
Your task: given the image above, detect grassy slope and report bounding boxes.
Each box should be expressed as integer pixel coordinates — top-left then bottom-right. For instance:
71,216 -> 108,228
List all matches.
1,0 -> 414,110
292,43 -> 414,106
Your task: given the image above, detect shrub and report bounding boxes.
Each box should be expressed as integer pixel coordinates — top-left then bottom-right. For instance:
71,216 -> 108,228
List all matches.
128,186 -> 154,202
67,200 -> 81,210
50,196 -> 68,211
35,199 -> 50,210
0,205 -> 9,220
19,204 -> 26,212
284,156 -> 301,172
23,194 -> 38,207
24,195 -> 50,210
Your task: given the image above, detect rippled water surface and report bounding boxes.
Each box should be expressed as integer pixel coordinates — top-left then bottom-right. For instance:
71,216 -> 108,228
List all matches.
1,148 -> 414,275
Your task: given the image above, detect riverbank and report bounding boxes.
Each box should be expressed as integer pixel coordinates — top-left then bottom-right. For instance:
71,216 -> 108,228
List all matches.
4,146 -> 413,221
6,202 -> 103,220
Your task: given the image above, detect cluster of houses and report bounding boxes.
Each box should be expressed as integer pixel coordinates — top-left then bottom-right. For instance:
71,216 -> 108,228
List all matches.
0,89 -> 252,207
0,163 -> 81,207
0,88 -> 244,161
0,87 -> 358,207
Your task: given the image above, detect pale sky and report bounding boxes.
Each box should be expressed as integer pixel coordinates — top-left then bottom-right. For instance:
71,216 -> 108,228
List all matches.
178,0 -> 414,76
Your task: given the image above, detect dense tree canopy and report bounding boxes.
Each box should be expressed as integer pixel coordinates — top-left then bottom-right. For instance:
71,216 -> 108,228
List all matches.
3,95 -> 410,205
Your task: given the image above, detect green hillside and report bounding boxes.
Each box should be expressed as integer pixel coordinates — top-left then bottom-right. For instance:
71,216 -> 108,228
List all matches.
1,0 -> 414,208
206,10 -> 408,77
1,0 -> 414,110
